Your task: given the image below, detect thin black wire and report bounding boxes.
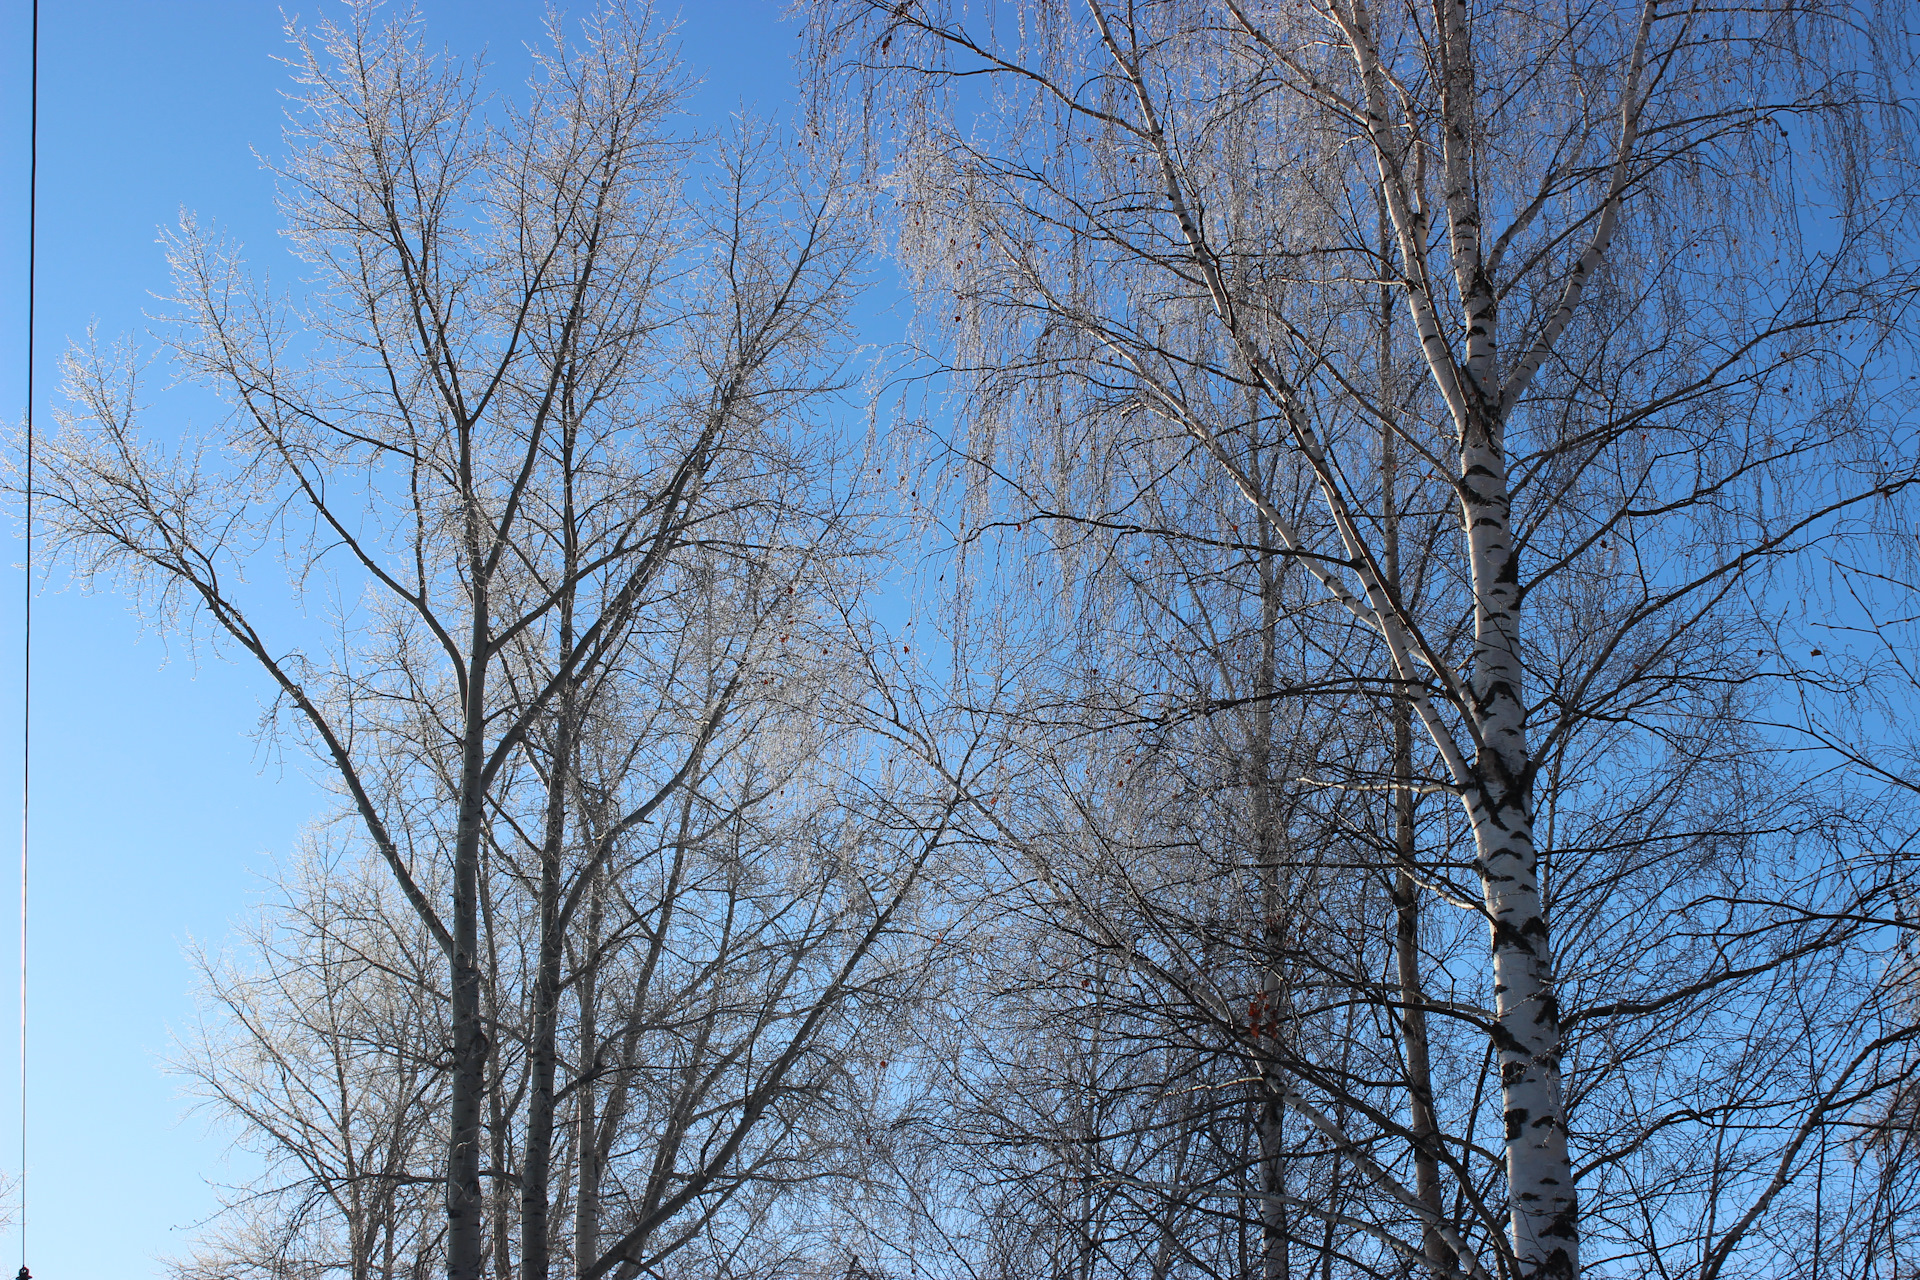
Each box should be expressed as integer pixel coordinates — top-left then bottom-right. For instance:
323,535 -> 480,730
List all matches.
19,0 -> 34,1270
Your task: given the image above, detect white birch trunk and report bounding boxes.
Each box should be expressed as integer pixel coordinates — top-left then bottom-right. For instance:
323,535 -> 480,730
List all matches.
1459,427 -> 1578,1280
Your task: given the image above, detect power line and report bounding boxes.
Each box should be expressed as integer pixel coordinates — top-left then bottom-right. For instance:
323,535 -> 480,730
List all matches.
19,0 -> 35,1274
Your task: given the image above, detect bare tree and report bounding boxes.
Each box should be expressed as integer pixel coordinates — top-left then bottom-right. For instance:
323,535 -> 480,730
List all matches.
32,4 -> 943,1278
170,640 -> 972,1280
806,1 -> 1920,1277
174,842 -> 448,1280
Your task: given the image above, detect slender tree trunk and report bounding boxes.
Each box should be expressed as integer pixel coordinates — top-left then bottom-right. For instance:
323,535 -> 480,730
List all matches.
1424,0 -> 1580,1262
522,692 -> 573,1280
1350,0 -> 1579,1258
449,850 -> 487,1280
573,878 -> 603,1279
1320,1017 -> 1354,1280
524,434 -> 582,1280
1379,224 -> 1454,1279
1252,513 -> 1291,1280
1390,732 -> 1452,1278
383,1191 -> 398,1280
1256,1091 -> 1290,1280
483,855 -> 513,1280
449,562 -> 493,1280
1458,404 -> 1575,1279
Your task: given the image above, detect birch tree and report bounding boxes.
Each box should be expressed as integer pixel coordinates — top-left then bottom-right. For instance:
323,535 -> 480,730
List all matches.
807,1 -> 1920,1276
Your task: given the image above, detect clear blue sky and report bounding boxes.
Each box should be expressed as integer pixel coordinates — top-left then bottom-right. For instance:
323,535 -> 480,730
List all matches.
0,3 -> 819,1274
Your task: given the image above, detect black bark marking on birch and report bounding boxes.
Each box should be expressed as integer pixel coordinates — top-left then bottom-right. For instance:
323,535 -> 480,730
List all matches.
1489,919 -> 1543,954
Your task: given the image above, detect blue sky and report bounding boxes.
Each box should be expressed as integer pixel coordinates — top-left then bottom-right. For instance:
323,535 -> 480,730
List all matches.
0,3 -> 821,1274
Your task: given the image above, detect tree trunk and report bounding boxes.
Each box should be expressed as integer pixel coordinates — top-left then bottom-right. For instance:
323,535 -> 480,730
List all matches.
449,582 -> 493,1280
1380,236 -> 1454,1279
524,463 -> 581,1280
1391,730 -> 1452,1278
1425,0 -> 1580,1259
1251,484 -> 1292,1280
522,691 -> 574,1280
573,872 -> 604,1279
1460,411 -> 1576,1280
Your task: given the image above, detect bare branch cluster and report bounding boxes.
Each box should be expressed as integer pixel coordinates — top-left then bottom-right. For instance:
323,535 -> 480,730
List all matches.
27,2 -> 1920,1279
